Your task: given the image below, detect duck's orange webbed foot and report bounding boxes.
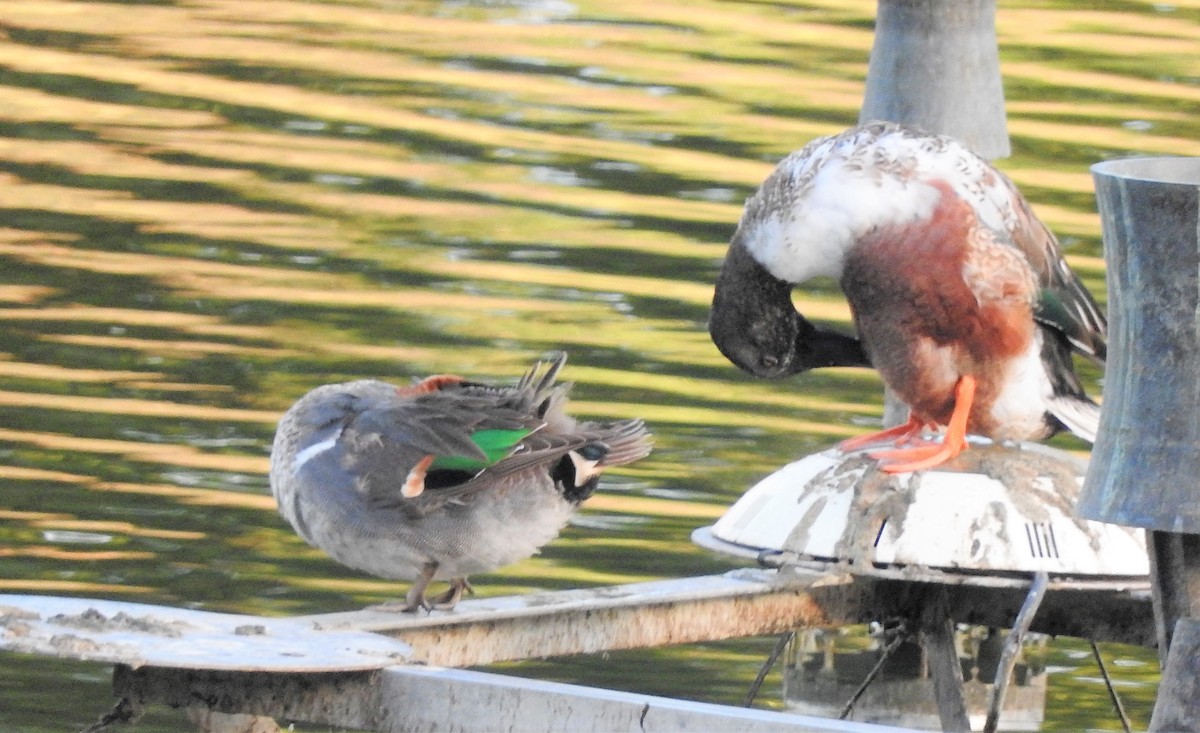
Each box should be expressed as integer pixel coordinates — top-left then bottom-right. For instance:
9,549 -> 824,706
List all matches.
839,416 -> 934,453
871,376 -> 976,474
870,438 -> 967,473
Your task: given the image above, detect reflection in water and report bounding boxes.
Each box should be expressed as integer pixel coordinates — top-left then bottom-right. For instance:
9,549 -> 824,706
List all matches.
0,0 -> 1194,729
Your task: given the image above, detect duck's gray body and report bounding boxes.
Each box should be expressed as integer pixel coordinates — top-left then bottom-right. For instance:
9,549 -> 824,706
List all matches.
269,354 -> 651,610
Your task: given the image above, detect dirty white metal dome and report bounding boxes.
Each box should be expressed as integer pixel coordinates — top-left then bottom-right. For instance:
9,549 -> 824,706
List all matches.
693,442 -> 1149,582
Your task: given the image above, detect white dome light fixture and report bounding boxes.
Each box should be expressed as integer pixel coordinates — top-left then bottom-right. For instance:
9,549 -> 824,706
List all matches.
694,442 -> 1149,586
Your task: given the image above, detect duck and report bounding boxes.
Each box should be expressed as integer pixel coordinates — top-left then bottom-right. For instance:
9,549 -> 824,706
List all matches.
269,353 -> 652,612
709,121 -> 1106,473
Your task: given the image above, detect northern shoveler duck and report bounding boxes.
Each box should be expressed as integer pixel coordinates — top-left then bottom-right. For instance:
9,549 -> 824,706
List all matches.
269,353 -> 652,612
710,121 -> 1106,473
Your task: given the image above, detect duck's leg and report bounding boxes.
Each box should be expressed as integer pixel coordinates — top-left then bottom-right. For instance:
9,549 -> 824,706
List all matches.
429,577 -> 474,611
364,562 -> 439,613
872,376 -> 976,474
839,415 -> 932,452
401,562 -> 440,613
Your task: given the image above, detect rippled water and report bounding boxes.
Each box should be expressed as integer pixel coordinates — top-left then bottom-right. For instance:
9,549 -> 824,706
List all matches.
0,0 -> 1196,730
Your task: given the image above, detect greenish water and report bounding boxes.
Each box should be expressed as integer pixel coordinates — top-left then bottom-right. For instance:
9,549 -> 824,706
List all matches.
0,0 -> 1195,730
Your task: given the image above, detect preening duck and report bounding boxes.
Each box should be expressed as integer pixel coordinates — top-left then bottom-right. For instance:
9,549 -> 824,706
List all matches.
710,121 -> 1105,472
269,353 -> 652,611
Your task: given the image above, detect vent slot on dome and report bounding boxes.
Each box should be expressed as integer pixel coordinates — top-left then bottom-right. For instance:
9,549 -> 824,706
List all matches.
1024,522 -> 1060,559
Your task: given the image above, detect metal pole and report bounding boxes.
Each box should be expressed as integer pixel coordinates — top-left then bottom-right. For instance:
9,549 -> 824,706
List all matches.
861,0 -> 1010,159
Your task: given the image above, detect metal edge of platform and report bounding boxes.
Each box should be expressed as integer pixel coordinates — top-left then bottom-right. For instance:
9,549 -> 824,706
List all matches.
691,526 -> 1153,594
0,594 -> 412,672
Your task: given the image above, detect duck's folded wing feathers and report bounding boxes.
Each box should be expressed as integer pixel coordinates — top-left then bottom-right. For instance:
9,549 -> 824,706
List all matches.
436,418 -> 652,500
338,398 -> 538,510
1005,186 -> 1108,364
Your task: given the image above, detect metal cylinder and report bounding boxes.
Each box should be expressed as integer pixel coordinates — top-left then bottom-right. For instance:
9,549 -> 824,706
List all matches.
860,0 -> 1009,159
1078,157 -> 1200,532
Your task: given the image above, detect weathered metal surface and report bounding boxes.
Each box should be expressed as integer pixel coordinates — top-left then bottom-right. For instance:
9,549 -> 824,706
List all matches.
116,663 -> 914,733
1,567 -> 1153,682
1080,157 -> 1200,533
302,569 -> 836,667
115,665 -> 385,730
374,667 -> 914,733
4,569 -> 1154,730
692,442 -> 1154,641
698,443 -> 1150,579
306,567 -> 1150,665
0,594 -> 411,671
1148,617 -> 1200,732
860,0 -> 1009,159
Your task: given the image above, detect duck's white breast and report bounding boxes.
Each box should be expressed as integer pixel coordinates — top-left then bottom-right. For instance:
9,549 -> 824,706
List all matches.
737,124 -> 1024,286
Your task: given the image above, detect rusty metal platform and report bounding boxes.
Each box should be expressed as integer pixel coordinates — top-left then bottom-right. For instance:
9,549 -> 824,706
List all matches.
0,594 -> 411,672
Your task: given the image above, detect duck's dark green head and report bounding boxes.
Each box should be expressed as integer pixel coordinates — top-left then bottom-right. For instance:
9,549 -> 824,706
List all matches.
710,233 -> 869,378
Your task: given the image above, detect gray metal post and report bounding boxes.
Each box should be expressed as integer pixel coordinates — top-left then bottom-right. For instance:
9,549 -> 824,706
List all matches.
1149,619 -> 1200,731
860,0 -> 1010,159
1080,158 -> 1200,532
1081,158 -> 1200,677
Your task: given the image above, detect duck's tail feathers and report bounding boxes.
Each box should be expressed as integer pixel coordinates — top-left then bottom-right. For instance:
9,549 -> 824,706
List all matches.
518,352 -> 568,394
591,418 -> 654,468
514,352 -> 571,419
1049,396 -> 1101,443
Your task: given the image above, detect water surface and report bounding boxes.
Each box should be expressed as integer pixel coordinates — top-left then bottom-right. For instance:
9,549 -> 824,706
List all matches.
0,0 -> 1196,729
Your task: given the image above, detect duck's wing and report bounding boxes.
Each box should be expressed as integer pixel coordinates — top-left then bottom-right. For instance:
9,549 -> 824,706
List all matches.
346,390 -> 553,513
360,396 -> 650,510
1005,182 -> 1108,365
275,378 -> 540,517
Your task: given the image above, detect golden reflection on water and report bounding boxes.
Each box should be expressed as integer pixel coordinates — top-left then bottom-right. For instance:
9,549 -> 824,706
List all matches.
0,0 -> 1195,728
